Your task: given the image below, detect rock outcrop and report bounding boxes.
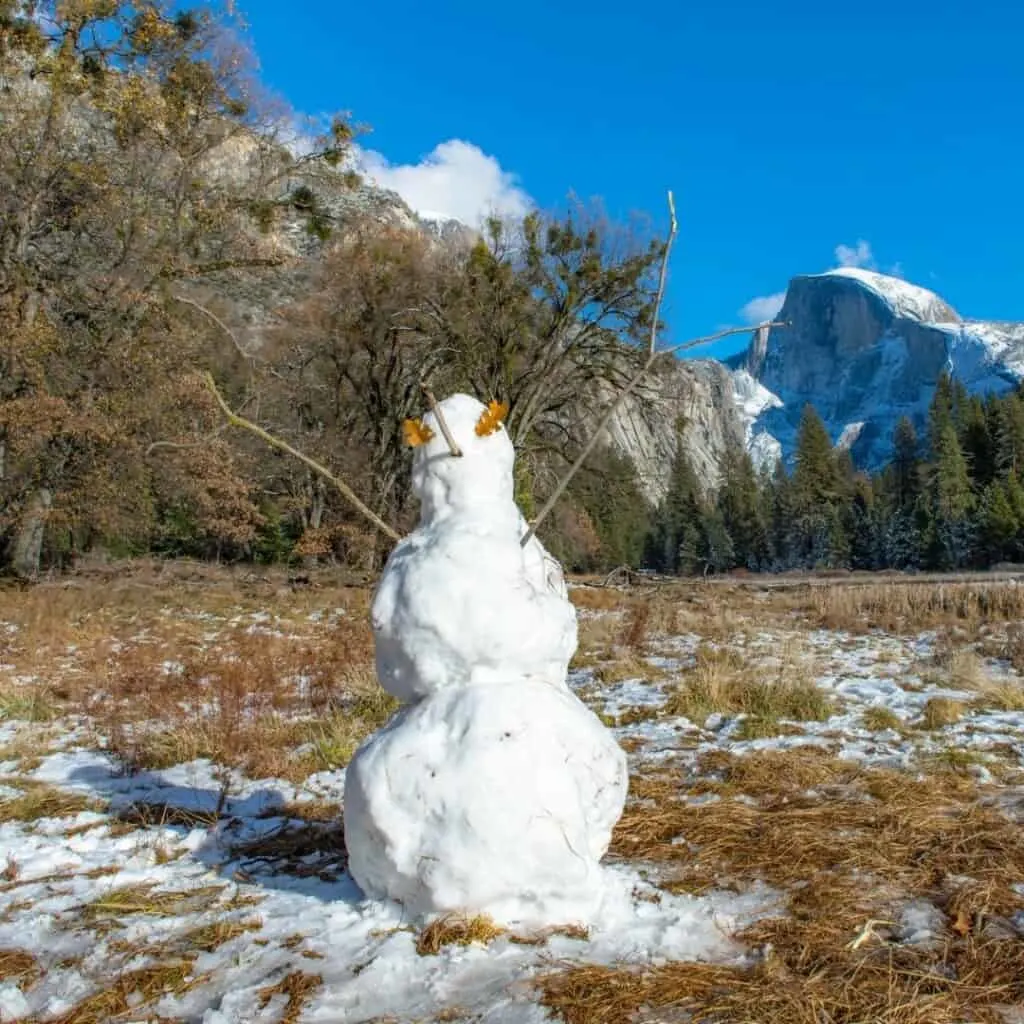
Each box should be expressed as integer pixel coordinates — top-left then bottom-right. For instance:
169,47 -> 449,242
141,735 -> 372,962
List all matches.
736,268 -> 1024,468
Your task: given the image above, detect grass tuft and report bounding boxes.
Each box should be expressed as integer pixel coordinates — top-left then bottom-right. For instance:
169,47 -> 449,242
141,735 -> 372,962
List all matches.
862,706 -> 905,733
82,883 -> 226,922
971,678 -> 1024,712
416,914 -> 505,955
920,696 -> 966,729
0,687 -> 57,723
48,959 -> 203,1024
663,644 -> 832,729
0,947 -> 42,987
0,783 -> 104,824
257,970 -> 323,1024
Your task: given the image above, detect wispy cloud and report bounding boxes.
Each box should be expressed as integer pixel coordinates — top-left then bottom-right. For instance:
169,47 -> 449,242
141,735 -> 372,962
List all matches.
739,291 -> 786,324
357,140 -> 532,226
834,239 -> 874,268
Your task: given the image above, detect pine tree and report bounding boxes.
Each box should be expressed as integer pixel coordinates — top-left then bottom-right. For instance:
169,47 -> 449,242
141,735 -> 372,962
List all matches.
698,506 -> 735,575
994,393 -> 1024,477
717,445 -> 766,570
978,480 -> 1019,564
932,422 -> 974,521
961,395 -> 994,486
790,404 -> 851,568
766,459 -> 796,570
926,421 -> 975,568
892,417 -> 921,509
929,372 -> 956,458
849,478 -> 879,570
793,405 -> 840,509
648,447 -> 702,574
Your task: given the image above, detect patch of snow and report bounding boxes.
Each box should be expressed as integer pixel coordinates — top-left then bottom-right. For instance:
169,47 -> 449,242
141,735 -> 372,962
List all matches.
836,421 -> 865,450
896,898 -> 946,947
823,267 -> 959,322
748,429 -> 782,471
0,754 -> 778,1024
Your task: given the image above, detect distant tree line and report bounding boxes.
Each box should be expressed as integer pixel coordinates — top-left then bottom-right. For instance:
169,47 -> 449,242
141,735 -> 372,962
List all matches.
645,373 -> 1024,576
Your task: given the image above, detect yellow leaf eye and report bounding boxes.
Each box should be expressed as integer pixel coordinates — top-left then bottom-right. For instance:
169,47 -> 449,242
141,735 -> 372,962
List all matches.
402,417 -> 434,447
475,399 -> 509,437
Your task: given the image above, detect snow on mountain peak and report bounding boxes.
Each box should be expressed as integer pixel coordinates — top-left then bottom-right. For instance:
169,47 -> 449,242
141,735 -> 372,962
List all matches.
821,267 -> 960,323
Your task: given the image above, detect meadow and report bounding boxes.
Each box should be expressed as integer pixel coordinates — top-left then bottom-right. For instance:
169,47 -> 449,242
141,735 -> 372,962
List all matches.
1,561 -> 1023,1023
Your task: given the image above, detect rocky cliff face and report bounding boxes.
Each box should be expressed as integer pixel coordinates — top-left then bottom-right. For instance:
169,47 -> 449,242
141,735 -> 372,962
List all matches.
739,268 -> 1024,468
602,359 -> 746,503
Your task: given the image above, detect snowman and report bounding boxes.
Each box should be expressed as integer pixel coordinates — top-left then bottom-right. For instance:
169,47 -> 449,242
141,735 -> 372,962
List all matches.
342,393 -> 629,928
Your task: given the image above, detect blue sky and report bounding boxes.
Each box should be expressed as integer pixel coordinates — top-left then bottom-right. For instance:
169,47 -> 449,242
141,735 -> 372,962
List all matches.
239,0 -> 1023,358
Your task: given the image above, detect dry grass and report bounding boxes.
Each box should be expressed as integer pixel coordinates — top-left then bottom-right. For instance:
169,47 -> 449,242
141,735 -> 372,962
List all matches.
920,696 -> 967,729
971,678 -> 1024,712
114,801 -> 222,830
0,564 -> 379,792
229,817 -> 347,881
415,914 -> 506,955
542,741 -> 1024,1024
663,644 -> 832,733
944,647 -> 986,689
257,970 -> 323,1024
88,617 -> 391,783
0,685 -> 57,723
862,705 -> 906,732
807,579 -> 1024,634
81,883 -> 226,923
41,959 -> 203,1024
539,933 -> 1024,1024
0,781 -> 104,823
592,653 -> 663,686
0,947 -> 42,987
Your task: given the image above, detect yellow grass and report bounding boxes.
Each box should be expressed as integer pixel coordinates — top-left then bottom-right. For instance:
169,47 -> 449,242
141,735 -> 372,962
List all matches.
51,961 -> 202,1023
257,970 -> 323,1024
663,643 -> 832,732
0,782 -> 104,824
82,883 -> 226,922
542,740 -> 1024,1024
862,705 -> 906,732
416,914 -> 505,955
920,696 -> 967,729
0,948 -> 41,987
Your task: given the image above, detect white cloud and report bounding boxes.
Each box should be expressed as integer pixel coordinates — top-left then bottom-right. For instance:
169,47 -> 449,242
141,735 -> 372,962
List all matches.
357,139 -> 532,226
739,291 -> 786,324
834,239 -> 874,268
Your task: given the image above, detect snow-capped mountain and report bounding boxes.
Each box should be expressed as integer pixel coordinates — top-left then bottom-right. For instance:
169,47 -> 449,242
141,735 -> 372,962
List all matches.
728,268 -> 1024,470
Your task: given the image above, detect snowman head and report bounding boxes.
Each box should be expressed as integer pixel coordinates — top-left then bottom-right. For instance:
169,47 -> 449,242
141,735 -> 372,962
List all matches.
404,393 -> 516,523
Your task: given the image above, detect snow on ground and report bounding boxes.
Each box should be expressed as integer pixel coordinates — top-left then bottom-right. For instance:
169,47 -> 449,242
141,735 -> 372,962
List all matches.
3,583 -> 1024,1022
0,744 -> 777,1024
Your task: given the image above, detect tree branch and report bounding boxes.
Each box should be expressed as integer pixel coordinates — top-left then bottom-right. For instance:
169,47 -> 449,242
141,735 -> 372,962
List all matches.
420,382 -> 462,457
649,190 -> 677,356
171,294 -> 256,363
204,372 -> 402,543
519,308 -> 789,548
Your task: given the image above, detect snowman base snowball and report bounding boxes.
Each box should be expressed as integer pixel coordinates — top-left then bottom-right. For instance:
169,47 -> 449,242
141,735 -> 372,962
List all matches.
344,680 -> 628,927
